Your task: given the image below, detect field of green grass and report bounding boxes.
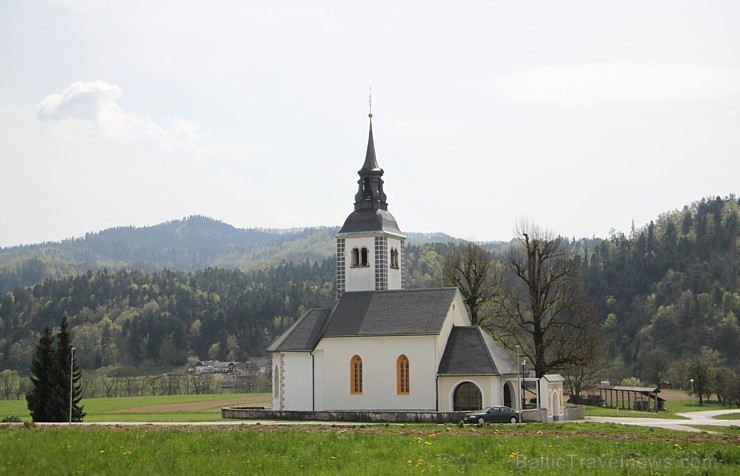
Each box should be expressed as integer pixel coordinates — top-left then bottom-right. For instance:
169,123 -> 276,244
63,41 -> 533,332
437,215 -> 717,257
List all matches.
0,393 -> 270,422
1,423 -> 737,475
715,412 -> 740,421
581,390 -> 739,419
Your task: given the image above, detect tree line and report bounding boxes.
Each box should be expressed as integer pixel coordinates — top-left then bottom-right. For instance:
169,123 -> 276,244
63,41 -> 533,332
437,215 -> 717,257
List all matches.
1,195 -> 737,402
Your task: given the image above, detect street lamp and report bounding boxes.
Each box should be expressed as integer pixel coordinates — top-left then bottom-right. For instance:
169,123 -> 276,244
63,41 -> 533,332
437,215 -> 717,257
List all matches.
690,378 -> 694,407
515,345 -> 521,423
69,347 -> 76,423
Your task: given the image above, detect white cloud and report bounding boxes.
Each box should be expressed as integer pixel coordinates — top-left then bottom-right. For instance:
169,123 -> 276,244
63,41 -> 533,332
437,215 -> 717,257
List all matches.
37,80 -> 209,156
485,63 -> 740,106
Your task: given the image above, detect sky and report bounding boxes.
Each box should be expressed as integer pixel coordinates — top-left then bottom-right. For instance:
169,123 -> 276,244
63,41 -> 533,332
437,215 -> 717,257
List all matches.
1,0 -> 738,248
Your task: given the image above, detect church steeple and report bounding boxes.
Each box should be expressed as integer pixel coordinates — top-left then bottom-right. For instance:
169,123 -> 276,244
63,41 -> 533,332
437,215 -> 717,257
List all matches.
336,112 -> 406,297
354,114 -> 388,211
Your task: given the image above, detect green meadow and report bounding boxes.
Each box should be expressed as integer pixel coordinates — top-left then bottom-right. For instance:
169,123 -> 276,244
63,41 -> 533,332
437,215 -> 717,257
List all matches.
0,393 -> 270,422
1,423 -> 738,475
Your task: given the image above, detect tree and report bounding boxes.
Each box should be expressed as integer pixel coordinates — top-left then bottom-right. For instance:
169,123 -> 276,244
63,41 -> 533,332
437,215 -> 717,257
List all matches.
441,241 -> 499,326
689,347 -> 721,406
26,326 -> 56,422
489,225 -> 603,378
0,369 -> 18,400
25,316 -> 84,422
55,314 -> 85,422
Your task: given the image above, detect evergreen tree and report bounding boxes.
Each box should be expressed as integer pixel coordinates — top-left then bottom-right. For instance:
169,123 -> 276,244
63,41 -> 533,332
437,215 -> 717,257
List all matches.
25,316 -> 85,422
54,314 -> 85,422
26,325 -> 56,422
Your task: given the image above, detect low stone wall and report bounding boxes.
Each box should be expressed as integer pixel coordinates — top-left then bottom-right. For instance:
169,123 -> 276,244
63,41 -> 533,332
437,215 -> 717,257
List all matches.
564,405 -> 585,421
521,408 -> 547,422
222,407 -> 469,423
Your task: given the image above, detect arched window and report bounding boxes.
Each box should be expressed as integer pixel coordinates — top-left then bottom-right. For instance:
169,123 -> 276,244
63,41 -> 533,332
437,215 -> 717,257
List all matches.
360,247 -> 369,267
351,247 -> 360,267
390,248 -> 399,269
397,355 -> 409,395
350,355 -> 363,395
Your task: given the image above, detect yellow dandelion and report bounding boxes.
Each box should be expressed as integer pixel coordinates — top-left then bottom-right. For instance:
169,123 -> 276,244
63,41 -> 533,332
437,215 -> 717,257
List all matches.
99,450 -> 105,454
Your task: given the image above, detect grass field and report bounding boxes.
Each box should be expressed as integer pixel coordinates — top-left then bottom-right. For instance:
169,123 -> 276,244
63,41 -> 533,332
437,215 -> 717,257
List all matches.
1,423 -> 738,475
716,413 -> 740,420
582,389 -> 739,419
0,393 -> 271,422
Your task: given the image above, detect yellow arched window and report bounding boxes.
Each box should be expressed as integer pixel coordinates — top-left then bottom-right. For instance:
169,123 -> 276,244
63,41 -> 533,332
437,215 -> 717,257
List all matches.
397,355 -> 409,395
350,355 -> 363,395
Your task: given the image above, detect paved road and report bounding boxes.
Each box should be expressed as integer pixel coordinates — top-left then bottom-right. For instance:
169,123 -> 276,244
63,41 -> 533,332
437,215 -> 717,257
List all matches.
584,409 -> 740,432
27,409 -> 740,433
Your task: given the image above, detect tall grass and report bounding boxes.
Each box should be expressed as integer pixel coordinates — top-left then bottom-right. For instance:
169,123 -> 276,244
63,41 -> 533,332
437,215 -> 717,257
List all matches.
0,425 -> 737,475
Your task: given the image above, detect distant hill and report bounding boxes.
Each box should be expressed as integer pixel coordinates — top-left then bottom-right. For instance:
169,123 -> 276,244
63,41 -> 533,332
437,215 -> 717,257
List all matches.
0,216 -> 468,293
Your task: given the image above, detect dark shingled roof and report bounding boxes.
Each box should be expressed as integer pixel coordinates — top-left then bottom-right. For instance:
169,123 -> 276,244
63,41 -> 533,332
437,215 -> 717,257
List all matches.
323,288 -> 458,337
337,208 -> 405,237
266,308 -> 331,352
437,327 -> 518,376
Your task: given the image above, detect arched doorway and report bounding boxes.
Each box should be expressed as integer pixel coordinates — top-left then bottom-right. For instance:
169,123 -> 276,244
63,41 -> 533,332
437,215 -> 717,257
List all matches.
453,382 -> 482,411
503,382 -> 512,408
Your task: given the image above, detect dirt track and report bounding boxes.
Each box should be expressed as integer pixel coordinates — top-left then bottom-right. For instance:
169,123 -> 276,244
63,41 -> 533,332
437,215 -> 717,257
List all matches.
114,395 -> 270,413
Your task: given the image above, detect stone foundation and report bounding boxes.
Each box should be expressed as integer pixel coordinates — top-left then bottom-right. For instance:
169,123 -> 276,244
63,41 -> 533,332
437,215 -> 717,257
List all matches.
222,407 -> 469,423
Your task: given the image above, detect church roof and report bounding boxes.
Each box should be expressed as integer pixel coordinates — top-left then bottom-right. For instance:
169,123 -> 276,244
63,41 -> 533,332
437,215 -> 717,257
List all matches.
323,288 -> 459,337
266,308 -> 331,352
337,208 -> 405,237
437,327 -> 519,376
268,289 -> 460,352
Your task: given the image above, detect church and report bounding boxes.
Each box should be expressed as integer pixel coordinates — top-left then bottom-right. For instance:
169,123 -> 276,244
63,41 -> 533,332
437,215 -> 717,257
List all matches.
267,114 -> 522,413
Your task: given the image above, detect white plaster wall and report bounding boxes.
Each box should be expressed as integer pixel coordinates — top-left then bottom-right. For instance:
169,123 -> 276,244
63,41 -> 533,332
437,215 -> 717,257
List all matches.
343,235 -> 376,292
435,291 -> 472,361
271,353 -> 280,410
313,350 -> 324,410
315,335 -> 439,410
281,353 -> 314,411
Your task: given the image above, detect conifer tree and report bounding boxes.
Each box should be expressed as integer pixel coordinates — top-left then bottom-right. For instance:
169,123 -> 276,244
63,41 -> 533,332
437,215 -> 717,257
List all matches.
26,325 -> 55,422
54,314 -> 85,422
26,315 -> 85,422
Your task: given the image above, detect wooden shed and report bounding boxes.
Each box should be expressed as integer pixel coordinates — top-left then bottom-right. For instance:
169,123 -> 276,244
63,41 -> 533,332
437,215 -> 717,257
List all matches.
597,385 -> 665,412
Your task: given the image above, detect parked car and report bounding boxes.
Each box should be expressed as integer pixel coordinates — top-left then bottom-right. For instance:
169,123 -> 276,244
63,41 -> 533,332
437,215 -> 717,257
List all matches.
464,406 -> 521,424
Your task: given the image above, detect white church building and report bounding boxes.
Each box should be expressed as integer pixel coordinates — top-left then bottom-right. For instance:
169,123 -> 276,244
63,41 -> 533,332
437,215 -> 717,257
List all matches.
268,114 -> 522,413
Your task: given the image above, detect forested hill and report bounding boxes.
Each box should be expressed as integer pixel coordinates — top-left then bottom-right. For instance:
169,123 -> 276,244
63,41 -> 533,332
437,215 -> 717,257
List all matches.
0,216 -> 458,294
581,195 -> 739,381
0,196 -> 736,381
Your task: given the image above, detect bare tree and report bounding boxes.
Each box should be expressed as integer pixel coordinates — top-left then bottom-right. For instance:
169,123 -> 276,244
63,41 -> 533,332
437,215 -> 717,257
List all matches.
441,241 -> 500,326
489,224 -> 602,378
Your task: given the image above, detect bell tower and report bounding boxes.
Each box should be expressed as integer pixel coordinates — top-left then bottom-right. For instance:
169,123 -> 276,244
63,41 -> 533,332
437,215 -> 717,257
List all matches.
336,114 -> 406,298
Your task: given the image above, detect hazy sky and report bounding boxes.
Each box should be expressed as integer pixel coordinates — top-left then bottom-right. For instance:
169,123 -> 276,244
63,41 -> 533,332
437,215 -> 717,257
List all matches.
1,1 -> 738,248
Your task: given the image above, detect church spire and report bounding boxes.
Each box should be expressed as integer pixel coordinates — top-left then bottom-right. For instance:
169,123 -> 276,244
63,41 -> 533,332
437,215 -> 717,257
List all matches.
361,114 -> 380,172
354,113 -> 387,210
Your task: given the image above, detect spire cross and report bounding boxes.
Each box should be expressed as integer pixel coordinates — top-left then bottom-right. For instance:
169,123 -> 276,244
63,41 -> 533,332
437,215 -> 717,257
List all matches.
368,86 -> 373,118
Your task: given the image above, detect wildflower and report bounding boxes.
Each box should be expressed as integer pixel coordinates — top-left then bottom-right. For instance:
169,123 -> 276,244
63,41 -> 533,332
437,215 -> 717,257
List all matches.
99,450 -> 105,454
424,441 -> 432,446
